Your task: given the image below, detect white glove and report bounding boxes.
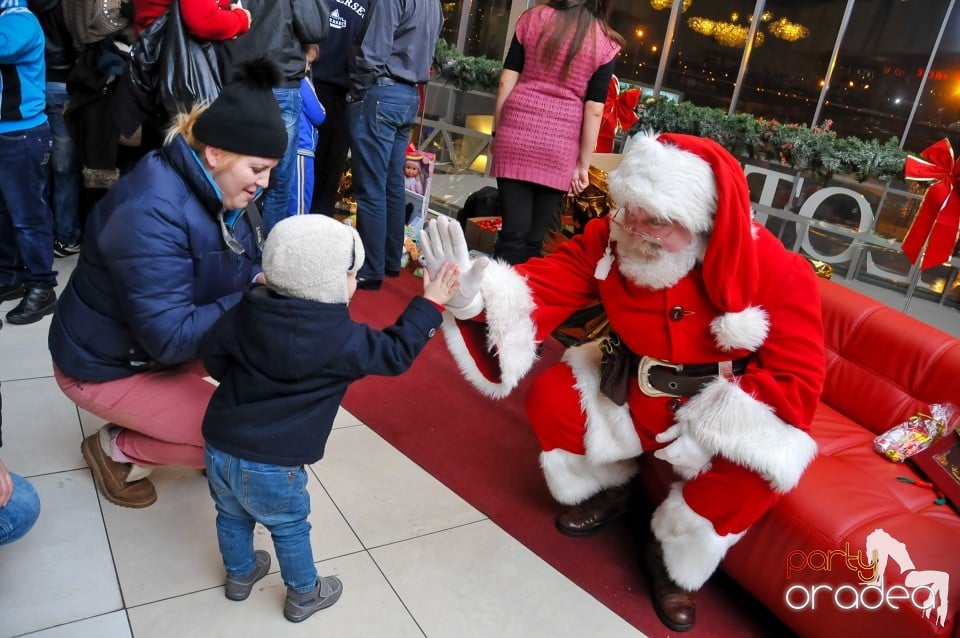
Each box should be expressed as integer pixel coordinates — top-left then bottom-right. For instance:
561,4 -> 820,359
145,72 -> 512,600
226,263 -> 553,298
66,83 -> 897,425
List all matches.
420,216 -> 489,318
654,424 -> 712,479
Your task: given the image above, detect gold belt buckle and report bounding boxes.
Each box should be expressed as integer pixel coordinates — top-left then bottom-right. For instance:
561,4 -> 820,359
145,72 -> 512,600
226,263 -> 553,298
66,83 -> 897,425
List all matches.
637,356 -> 682,398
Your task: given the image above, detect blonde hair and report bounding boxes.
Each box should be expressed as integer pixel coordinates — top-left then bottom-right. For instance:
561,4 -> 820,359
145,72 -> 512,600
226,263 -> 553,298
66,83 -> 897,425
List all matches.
165,104 -> 242,170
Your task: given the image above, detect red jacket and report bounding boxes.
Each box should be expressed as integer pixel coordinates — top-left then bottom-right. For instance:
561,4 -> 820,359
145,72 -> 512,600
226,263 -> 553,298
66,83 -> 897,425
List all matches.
133,0 -> 249,40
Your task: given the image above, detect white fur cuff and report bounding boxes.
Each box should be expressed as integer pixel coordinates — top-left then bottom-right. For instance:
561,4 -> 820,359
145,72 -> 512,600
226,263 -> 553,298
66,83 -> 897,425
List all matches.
440,260 -> 538,398
676,378 -> 817,492
540,449 -> 638,505
652,484 -> 744,590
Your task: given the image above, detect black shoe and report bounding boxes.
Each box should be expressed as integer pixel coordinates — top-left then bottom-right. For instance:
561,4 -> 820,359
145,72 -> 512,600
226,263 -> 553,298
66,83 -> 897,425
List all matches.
53,240 -> 82,258
0,284 -> 24,303
357,277 -> 382,291
6,286 -> 56,325
385,270 -> 400,278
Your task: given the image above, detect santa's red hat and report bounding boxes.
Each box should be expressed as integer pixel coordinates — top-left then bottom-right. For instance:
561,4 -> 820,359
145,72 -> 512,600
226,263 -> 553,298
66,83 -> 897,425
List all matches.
606,131 -> 759,315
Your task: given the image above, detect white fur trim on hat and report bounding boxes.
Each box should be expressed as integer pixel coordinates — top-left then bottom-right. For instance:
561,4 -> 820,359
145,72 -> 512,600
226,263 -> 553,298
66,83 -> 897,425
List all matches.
607,131 -> 716,234
710,306 -> 769,352
675,378 -> 817,493
540,449 -> 638,505
262,215 -> 365,305
652,483 -> 744,590
562,341 -> 644,464
441,260 -> 538,398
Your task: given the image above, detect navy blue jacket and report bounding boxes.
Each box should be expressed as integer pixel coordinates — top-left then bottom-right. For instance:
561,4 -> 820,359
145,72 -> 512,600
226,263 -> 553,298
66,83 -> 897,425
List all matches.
201,285 -> 442,466
48,135 -> 261,382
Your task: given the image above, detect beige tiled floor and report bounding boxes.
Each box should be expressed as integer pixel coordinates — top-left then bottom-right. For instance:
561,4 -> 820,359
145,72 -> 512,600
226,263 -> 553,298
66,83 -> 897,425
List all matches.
0,254 -> 644,638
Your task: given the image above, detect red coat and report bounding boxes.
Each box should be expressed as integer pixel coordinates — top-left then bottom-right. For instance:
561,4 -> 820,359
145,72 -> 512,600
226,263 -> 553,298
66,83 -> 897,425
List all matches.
133,0 -> 249,40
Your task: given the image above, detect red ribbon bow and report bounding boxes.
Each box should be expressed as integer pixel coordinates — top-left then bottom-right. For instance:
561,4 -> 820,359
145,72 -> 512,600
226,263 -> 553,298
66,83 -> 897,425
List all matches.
596,76 -> 641,154
902,138 -> 960,269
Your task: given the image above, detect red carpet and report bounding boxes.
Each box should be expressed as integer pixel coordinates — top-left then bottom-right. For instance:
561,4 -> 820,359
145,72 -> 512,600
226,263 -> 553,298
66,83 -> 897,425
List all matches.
342,270 -> 792,637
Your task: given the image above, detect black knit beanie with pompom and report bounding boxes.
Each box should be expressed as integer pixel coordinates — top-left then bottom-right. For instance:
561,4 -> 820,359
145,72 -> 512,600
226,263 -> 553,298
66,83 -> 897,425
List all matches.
193,58 -> 288,159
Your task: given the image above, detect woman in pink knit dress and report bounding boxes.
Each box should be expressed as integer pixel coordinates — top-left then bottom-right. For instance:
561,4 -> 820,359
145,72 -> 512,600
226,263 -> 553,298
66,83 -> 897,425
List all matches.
490,0 -> 622,264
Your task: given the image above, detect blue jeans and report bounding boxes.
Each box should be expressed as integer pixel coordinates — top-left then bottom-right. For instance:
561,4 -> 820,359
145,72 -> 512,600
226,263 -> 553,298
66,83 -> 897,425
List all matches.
0,473 -> 41,546
0,123 -> 57,288
347,82 -> 420,280
204,444 -> 317,593
45,82 -> 82,245
261,87 -> 303,236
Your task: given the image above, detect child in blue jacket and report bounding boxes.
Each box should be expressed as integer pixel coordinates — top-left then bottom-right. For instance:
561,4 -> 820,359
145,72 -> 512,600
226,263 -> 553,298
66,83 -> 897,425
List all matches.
200,214 -> 460,622
288,44 -> 326,216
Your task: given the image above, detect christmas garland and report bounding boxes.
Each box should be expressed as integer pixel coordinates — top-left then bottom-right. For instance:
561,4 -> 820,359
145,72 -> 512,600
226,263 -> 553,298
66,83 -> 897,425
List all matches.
630,97 -> 908,183
428,41 -> 909,183
432,39 -> 502,94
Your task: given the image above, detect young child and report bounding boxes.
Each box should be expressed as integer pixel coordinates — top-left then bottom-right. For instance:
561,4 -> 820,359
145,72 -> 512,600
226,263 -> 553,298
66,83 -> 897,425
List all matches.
199,214 -> 460,623
288,43 -> 326,216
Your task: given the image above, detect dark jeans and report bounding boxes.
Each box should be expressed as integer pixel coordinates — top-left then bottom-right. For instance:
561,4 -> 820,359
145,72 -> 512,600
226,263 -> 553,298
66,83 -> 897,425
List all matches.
0,123 -> 57,288
347,81 -> 420,280
310,82 -> 350,216
45,82 -> 82,245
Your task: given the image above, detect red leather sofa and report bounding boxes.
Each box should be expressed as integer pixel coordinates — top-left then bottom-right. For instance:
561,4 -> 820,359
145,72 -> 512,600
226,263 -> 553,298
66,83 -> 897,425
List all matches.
642,277 -> 960,637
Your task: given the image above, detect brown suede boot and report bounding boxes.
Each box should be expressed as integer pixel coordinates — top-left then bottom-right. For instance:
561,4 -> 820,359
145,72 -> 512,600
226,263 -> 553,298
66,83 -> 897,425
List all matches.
643,536 -> 696,632
554,484 -> 632,537
81,430 -> 157,508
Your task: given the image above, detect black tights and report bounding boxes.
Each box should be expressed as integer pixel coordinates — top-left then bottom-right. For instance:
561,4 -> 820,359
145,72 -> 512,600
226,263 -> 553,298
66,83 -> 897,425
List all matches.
495,178 -> 565,264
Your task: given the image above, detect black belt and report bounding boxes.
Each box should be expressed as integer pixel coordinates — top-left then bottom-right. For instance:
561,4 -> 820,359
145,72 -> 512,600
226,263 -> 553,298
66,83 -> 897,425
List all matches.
599,331 -> 749,405
375,76 -> 417,88
644,358 -> 749,398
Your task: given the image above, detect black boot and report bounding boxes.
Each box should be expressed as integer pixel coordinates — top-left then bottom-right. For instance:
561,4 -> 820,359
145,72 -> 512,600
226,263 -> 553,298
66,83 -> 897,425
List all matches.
6,285 -> 56,325
493,231 -> 529,265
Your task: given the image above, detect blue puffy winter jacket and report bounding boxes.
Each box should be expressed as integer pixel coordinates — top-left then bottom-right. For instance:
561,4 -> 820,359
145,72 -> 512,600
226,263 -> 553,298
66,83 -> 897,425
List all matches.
49,135 -> 262,382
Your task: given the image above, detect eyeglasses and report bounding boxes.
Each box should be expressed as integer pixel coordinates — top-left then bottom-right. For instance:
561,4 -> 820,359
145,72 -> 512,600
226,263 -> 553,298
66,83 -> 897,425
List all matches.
218,210 -> 246,255
609,208 -> 676,247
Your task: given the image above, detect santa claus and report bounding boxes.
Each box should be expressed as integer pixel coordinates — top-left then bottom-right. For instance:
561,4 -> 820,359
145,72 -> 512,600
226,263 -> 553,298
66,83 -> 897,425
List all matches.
419,131 -> 825,632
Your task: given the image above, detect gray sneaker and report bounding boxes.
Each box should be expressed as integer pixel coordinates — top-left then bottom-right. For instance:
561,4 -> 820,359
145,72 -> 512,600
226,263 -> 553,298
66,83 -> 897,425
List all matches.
224,550 -> 271,601
283,575 -> 343,622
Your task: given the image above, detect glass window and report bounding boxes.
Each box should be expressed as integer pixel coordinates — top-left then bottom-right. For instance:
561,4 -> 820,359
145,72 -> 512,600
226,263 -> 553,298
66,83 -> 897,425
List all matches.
607,2 -> 674,89
902,2 -> 960,154
463,0 -> 514,60
440,1 -> 466,47
657,0 -> 761,110
818,0 -> 950,145
736,1 -> 846,126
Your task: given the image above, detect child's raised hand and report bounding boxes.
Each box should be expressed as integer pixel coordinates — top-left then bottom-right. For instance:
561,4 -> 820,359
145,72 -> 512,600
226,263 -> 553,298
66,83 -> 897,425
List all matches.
422,260 -> 461,307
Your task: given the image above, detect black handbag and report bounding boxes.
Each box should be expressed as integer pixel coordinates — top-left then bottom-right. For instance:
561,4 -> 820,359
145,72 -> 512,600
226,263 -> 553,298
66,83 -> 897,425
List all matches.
158,0 -> 222,113
128,10 -> 168,102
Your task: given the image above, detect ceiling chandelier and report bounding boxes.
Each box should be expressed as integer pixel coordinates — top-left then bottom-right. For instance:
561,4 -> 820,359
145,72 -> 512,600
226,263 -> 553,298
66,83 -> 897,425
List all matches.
650,0 -> 692,11
687,16 -> 764,48
687,10 -> 807,48
768,17 -> 810,42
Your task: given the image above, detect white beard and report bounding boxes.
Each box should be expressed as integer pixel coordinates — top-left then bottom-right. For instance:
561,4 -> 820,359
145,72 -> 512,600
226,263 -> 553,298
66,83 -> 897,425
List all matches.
610,224 -> 704,290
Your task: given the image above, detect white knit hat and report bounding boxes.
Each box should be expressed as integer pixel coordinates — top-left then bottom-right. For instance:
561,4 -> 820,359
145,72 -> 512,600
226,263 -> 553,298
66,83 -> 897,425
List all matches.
262,215 -> 365,304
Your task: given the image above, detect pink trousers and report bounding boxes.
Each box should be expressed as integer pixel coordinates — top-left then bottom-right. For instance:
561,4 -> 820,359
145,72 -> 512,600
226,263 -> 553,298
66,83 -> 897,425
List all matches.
54,363 -> 214,468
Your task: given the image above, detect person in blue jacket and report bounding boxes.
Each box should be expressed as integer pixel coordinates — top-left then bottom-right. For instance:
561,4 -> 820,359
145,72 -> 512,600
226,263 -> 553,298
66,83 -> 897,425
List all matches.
287,43 -> 326,216
0,0 -> 58,326
200,214 -> 460,622
48,59 -> 288,509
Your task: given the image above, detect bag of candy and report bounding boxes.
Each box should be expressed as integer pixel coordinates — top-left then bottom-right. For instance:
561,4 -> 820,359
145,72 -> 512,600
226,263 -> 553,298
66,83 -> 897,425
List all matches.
874,403 -> 960,462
